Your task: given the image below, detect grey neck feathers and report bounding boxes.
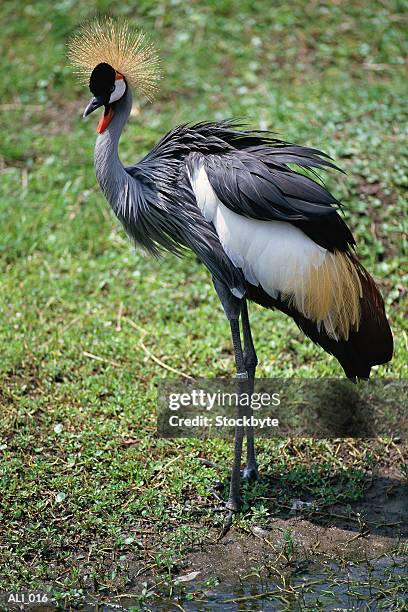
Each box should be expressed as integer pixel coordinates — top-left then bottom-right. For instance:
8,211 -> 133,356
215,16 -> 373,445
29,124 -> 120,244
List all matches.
94,88 -> 133,213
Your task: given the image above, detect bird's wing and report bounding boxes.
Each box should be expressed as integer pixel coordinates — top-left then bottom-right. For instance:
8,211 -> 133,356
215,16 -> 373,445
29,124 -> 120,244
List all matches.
186,135 -> 354,251
123,160 -> 246,297
206,151 -> 339,220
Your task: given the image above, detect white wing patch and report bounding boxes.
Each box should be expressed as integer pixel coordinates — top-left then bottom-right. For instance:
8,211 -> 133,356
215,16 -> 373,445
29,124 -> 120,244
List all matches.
189,163 -> 326,298
188,163 -> 362,341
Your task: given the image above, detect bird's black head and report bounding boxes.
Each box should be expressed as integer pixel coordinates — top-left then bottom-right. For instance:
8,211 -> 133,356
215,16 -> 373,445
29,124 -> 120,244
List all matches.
90,62 -> 116,97
83,62 -> 127,133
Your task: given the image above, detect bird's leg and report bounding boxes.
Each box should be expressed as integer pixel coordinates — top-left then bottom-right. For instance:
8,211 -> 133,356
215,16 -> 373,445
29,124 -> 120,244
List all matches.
241,299 -> 259,481
212,280 -> 247,536
217,316 -> 247,538
226,317 -> 247,513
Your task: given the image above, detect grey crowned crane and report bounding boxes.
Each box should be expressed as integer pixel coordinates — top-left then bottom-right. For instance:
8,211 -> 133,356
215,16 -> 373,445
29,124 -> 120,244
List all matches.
68,19 -> 393,525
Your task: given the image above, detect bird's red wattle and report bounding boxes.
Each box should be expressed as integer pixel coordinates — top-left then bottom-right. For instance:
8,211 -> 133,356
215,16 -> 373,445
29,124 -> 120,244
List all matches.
97,107 -> 114,133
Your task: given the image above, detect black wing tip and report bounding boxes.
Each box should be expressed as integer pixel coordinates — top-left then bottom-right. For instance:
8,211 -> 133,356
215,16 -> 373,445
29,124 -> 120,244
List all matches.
184,117 -> 346,176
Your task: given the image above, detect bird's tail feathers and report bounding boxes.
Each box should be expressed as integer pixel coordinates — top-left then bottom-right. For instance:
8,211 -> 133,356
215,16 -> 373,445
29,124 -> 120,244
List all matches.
246,252 -> 393,379
283,250 -> 363,341
293,254 -> 393,378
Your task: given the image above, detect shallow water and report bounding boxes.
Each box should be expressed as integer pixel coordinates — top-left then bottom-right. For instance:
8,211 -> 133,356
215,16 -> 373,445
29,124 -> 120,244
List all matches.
148,557 -> 408,612
90,555 -> 408,611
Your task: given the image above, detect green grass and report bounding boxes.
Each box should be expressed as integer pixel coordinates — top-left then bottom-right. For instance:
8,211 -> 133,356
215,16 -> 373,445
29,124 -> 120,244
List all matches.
0,0 -> 407,605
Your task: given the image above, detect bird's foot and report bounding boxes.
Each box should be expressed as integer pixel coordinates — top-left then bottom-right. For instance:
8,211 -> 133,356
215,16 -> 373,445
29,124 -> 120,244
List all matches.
214,498 -> 240,540
217,510 -> 235,540
242,465 -> 260,482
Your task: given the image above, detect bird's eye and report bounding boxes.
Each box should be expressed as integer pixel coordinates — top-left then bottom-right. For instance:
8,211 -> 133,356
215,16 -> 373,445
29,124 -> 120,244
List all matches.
110,85 -> 115,93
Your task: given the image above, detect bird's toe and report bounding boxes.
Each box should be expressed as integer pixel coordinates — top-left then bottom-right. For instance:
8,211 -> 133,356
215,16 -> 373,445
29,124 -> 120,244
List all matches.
217,510 -> 235,540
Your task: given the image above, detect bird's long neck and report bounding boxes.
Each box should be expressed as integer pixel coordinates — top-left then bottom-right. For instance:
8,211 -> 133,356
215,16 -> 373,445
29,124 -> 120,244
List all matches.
94,88 -> 133,212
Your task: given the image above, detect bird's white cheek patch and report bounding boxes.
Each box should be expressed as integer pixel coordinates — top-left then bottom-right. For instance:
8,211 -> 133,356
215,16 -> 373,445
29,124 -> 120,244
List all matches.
109,78 -> 126,103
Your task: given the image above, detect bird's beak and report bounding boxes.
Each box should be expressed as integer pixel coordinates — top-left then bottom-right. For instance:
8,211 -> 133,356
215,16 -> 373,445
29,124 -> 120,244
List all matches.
83,96 -> 115,134
83,96 -> 105,118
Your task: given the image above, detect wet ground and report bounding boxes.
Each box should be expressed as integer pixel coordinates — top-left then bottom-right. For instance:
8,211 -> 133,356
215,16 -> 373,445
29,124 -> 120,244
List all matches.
77,553 -> 406,610
75,471 -> 408,610
6,468 -> 407,611
147,555 -> 407,610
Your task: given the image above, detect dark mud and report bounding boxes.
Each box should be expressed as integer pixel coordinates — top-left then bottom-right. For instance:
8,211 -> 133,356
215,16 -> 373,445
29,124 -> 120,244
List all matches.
84,472 -> 408,609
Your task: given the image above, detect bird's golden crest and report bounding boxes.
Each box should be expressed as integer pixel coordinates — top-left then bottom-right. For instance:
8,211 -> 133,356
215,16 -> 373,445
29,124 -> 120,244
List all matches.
67,17 -> 160,100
